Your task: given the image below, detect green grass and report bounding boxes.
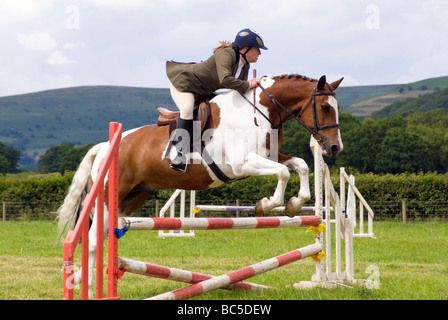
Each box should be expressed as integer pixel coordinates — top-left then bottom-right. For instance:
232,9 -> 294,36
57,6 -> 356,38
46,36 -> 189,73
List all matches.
0,220 -> 447,300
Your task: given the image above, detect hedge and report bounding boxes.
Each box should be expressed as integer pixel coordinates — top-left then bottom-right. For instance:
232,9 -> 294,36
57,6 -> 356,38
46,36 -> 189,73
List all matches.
190,171 -> 448,219
1,171 -> 447,220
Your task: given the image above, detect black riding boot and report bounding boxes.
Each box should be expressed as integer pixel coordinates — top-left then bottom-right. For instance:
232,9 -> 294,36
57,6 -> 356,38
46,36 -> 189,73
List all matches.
170,118 -> 193,172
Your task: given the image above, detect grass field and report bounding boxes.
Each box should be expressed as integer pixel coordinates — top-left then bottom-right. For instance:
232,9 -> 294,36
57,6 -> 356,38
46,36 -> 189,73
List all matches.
0,220 -> 447,300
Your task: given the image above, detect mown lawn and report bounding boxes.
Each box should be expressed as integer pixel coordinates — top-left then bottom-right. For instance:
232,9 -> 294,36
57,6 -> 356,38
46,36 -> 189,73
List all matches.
0,220 -> 447,300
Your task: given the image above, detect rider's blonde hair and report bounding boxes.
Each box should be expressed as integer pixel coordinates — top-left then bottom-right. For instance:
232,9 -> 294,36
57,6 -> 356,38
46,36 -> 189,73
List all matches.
213,41 -> 233,54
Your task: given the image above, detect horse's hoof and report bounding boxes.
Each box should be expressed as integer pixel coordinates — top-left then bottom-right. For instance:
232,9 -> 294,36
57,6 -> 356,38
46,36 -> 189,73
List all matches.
255,198 -> 271,216
285,199 -> 296,218
255,200 -> 264,216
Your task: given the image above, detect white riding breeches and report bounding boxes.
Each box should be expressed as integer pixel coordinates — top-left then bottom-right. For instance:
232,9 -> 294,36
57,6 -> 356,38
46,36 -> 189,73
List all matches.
170,83 -> 195,120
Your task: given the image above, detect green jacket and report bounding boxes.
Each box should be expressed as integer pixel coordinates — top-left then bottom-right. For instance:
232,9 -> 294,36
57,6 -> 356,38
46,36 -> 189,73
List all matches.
166,46 -> 250,95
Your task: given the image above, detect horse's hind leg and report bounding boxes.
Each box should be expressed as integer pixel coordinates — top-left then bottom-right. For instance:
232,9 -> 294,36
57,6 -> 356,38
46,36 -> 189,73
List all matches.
281,155 -> 311,217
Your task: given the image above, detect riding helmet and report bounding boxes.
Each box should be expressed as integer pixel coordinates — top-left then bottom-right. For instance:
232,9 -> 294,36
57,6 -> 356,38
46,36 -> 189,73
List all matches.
233,28 -> 268,50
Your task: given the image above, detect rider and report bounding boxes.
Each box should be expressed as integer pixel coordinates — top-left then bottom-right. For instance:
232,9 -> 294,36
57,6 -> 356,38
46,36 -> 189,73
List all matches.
166,28 -> 268,172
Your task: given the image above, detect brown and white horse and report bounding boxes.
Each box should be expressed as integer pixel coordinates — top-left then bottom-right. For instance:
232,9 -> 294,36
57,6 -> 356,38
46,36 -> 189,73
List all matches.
57,74 -> 343,297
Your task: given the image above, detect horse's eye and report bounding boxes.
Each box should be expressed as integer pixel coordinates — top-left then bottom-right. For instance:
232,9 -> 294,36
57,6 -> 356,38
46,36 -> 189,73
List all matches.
321,104 -> 330,113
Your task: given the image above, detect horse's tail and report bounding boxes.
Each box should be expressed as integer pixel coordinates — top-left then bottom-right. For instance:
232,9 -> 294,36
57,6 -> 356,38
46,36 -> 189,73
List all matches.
56,142 -> 105,242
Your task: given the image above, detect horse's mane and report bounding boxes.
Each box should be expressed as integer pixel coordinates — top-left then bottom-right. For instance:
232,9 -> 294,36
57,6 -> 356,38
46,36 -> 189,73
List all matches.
270,74 -> 316,82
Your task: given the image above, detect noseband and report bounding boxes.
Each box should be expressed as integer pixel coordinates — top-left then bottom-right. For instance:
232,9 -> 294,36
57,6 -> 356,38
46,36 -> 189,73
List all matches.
243,82 -> 340,134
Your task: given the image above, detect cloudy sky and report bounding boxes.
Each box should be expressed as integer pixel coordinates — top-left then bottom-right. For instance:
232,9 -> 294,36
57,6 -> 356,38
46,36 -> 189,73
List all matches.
1,0 -> 448,97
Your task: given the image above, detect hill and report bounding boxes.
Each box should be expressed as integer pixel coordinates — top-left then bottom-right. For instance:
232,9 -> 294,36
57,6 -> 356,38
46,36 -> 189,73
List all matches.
371,87 -> 448,118
0,86 -> 175,169
337,75 -> 448,117
1,75 -> 447,169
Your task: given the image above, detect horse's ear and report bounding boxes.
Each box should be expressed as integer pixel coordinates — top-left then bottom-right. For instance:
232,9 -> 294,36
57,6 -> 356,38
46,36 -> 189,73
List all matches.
330,77 -> 344,91
317,75 -> 326,91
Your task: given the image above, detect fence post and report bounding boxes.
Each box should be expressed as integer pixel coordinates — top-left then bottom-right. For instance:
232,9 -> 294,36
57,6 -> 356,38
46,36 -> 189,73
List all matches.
2,202 -> 5,221
236,199 -> 240,217
402,200 -> 407,224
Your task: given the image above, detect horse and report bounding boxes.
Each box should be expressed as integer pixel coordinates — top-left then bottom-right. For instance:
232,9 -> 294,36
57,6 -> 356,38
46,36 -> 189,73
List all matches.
57,74 -> 344,297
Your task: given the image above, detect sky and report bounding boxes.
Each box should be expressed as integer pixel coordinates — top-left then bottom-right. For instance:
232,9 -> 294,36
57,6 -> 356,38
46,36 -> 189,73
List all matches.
1,0 -> 448,97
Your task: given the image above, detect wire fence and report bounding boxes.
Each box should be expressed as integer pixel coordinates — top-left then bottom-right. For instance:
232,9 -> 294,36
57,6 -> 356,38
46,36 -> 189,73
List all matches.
1,198 -> 447,222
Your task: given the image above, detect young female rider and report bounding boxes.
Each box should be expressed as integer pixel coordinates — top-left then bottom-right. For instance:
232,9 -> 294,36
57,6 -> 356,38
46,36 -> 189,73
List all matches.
166,28 -> 268,172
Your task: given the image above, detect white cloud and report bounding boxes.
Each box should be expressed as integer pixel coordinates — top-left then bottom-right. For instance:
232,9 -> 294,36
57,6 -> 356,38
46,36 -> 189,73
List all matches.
63,42 -> 86,50
17,32 -> 58,51
393,49 -> 448,84
82,0 -> 147,10
327,74 -> 360,87
46,51 -> 76,65
1,0 -> 448,97
0,0 -> 40,25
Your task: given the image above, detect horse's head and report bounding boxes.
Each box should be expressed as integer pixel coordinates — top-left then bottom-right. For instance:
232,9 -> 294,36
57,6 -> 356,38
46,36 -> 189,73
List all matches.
301,75 -> 344,158
258,74 -> 344,157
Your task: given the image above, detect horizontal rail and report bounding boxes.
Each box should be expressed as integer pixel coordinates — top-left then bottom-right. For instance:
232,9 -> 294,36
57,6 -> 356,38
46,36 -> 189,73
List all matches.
118,257 -> 274,291
195,205 -> 320,212
118,216 -> 322,231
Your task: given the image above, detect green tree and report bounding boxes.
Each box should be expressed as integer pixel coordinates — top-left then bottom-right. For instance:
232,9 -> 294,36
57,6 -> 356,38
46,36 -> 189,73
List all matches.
0,142 -> 21,173
0,155 -> 9,174
39,143 -> 94,174
374,127 -> 432,173
337,118 -> 387,173
39,143 -> 74,173
404,109 -> 448,172
279,121 -> 314,165
60,144 -> 93,173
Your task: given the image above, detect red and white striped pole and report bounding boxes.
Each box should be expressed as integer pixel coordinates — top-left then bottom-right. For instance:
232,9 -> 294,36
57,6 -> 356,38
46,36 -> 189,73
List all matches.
146,242 -> 323,300
119,216 -> 321,231
118,257 -> 274,291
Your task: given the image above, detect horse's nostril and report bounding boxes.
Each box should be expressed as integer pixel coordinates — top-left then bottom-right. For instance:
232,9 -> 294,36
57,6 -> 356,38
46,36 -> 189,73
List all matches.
331,145 -> 340,156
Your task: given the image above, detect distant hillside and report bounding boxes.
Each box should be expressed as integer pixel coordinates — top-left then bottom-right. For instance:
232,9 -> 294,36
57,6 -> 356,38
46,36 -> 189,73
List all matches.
336,84 -> 399,112
0,86 -> 175,169
371,87 -> 448,118
338,76 -> 448,117
1,75 -> 447,169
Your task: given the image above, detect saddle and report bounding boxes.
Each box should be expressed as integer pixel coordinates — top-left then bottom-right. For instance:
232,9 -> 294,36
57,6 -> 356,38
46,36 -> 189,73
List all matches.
157,95 -> 232,183
157,101 -> 211,136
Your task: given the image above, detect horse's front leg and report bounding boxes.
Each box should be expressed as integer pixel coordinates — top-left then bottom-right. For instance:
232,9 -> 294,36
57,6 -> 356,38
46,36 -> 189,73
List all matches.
278,153 -> 311,217
238,153 -> 290,215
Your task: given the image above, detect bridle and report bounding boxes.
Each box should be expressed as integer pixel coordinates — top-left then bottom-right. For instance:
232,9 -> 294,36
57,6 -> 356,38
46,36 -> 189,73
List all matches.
242,81 -> 340,135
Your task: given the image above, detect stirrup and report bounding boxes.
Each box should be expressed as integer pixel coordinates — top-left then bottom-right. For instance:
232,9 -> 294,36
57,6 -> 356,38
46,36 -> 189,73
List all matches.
170,153 -> 188,172
169,118 -> 192,173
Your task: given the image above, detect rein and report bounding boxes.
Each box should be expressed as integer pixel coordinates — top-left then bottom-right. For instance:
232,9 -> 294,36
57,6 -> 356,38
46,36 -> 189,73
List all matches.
241,82 -> 339,134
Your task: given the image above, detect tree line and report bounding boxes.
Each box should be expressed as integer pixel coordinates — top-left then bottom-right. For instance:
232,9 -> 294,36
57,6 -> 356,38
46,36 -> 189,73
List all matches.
2,170 -> 447,220
281,108 -> 448,174
26,107 -> 446,175
1,108 -> 446,175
